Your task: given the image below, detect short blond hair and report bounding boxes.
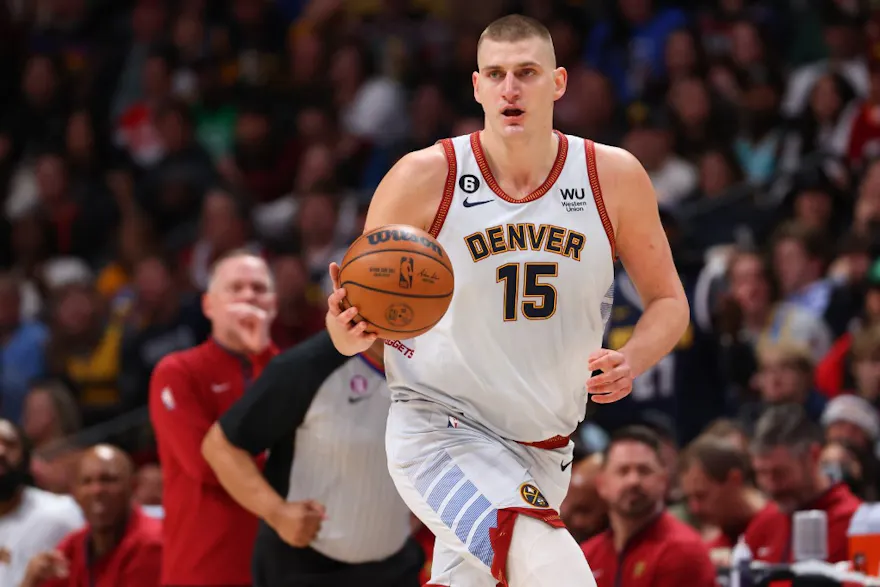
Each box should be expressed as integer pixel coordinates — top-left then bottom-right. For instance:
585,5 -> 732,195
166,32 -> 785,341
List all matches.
478,14 -> 553,52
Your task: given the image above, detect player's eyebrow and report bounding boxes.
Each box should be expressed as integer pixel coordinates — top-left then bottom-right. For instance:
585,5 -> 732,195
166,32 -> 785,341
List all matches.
481,61 -> 542,71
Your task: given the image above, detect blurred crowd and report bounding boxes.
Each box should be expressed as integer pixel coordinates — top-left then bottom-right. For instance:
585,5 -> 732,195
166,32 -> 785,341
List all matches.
0,0 -> 879,584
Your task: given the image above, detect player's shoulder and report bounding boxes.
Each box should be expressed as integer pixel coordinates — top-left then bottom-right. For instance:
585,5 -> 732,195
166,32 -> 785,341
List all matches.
583,139 -> 654,228
586,140 -> 644,178
388,142 -> 450,185
369,142 -> 452,231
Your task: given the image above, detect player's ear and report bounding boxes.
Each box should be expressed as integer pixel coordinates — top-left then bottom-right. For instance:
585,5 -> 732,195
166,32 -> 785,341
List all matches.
552,66 -> 567,102
472,70 -> 481,104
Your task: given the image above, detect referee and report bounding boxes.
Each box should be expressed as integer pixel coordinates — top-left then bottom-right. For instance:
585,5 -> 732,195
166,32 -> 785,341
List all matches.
201,331 -> 423,587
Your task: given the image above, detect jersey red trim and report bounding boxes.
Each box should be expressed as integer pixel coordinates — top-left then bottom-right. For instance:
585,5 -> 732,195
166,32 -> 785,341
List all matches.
516,434 -> 570,450
584,139 -> 617,260
489,507 -> 567,586
470,131 -> 568,204
429,139 -> 457,238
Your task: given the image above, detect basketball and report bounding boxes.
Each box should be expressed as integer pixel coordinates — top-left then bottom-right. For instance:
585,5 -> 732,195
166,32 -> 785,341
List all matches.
338,225 -> 454,339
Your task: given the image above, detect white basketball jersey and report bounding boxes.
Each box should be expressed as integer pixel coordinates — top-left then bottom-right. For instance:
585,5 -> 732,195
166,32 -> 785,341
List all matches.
384,131 -> 615,442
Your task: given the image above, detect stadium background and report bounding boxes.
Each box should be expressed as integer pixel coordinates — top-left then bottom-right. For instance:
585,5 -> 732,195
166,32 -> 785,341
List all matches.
1,0 -> 879,583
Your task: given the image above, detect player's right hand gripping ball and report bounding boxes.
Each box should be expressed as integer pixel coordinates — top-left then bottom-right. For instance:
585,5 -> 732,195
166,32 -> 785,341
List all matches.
339,224 -> 454,339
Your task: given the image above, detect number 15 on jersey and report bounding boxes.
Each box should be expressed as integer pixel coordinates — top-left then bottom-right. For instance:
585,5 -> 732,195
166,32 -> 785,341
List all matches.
496,262 -> 559,321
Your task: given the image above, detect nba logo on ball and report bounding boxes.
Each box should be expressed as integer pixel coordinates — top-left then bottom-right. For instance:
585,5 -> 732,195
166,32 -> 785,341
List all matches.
399,257 -> 414,289
350,375 -> 369,395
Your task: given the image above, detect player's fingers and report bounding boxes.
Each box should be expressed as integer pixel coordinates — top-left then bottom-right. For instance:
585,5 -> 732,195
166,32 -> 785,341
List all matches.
337,306 -> 359,325
327,288 -> 347,311
587,348 -> 611,363
329,262 -> 341,290
587,353 -> 619,373
586,365 -> 631,391
589,383 -> 632,404
586,370 -> 612,389
586,380 -> 616,395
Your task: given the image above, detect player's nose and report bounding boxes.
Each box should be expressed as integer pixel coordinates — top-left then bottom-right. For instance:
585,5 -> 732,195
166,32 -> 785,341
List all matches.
500,72 -> 519,100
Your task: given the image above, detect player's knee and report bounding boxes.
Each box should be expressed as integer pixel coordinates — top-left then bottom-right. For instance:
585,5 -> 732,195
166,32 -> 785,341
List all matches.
506,515 -> 595,587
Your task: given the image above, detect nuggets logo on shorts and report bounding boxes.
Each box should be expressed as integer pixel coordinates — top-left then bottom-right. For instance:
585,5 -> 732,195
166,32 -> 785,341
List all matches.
519,483 -> 549,508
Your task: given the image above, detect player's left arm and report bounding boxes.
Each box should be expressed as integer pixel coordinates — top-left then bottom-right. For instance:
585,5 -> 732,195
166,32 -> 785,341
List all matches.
587,145 -> 689,404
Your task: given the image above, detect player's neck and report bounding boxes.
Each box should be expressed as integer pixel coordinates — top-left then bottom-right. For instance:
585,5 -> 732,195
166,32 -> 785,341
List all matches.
479,128 -> 558,196
609,504 -> 662,553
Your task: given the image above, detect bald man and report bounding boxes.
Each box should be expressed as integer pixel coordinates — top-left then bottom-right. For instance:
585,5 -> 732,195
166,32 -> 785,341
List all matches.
560,454 -> 607,544
21,445 -> 163,587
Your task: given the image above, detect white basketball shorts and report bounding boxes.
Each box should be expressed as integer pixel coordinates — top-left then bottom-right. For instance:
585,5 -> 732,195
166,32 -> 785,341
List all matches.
385,399 -> 593,586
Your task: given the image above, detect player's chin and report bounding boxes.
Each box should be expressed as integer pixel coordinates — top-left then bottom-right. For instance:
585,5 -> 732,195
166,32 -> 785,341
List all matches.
499,119 -> 526,132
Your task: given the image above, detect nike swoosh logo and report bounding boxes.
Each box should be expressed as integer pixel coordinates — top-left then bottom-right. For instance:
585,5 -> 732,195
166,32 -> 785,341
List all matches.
348,395 -> 369,404
463,198 -> 493,208
211,383 -> 230,393
561,459 -> 574,471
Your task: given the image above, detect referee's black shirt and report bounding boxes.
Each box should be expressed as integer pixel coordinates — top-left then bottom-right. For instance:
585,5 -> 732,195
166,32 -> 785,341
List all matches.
218,332 -> 424,587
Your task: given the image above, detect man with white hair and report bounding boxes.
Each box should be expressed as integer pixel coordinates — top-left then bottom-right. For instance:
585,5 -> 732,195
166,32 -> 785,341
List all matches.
821,394 -> 880,458
149,249 -> 278,587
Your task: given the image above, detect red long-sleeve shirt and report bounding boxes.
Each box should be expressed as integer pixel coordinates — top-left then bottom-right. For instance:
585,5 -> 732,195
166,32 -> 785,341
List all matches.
39,507 -> 162,587
705,502 -> 782,551
744,483 -> 862,564
581,511 -> 717,587
149,338 -> 277,586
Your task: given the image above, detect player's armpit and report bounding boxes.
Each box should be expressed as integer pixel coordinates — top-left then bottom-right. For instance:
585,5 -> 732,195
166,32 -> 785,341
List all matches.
593,144 -> 689,377
653,541 -> 718,587
148,356 -> 222,487
364,143 -> 450,234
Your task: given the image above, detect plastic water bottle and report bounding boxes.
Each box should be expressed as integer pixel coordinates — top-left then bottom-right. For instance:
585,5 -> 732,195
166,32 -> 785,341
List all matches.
730,537 -> 754,587
793,510 -> 828,562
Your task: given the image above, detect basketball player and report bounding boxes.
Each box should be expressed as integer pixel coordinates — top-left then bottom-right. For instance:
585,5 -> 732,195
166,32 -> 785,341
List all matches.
326,15 -> 689,587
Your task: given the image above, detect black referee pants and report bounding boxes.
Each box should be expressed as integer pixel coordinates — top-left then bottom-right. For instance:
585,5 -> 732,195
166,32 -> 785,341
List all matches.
252,536 -> 424,587
253,572 -> 420,587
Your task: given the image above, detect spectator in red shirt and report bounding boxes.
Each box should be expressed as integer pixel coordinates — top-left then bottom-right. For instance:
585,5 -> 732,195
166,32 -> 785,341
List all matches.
679,435 -> 780,567
149,249 -> 278,586
560,453 -> 608,544
748,404 -> 862,563
20,444 -> 162,587
582,426 -> 716,587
